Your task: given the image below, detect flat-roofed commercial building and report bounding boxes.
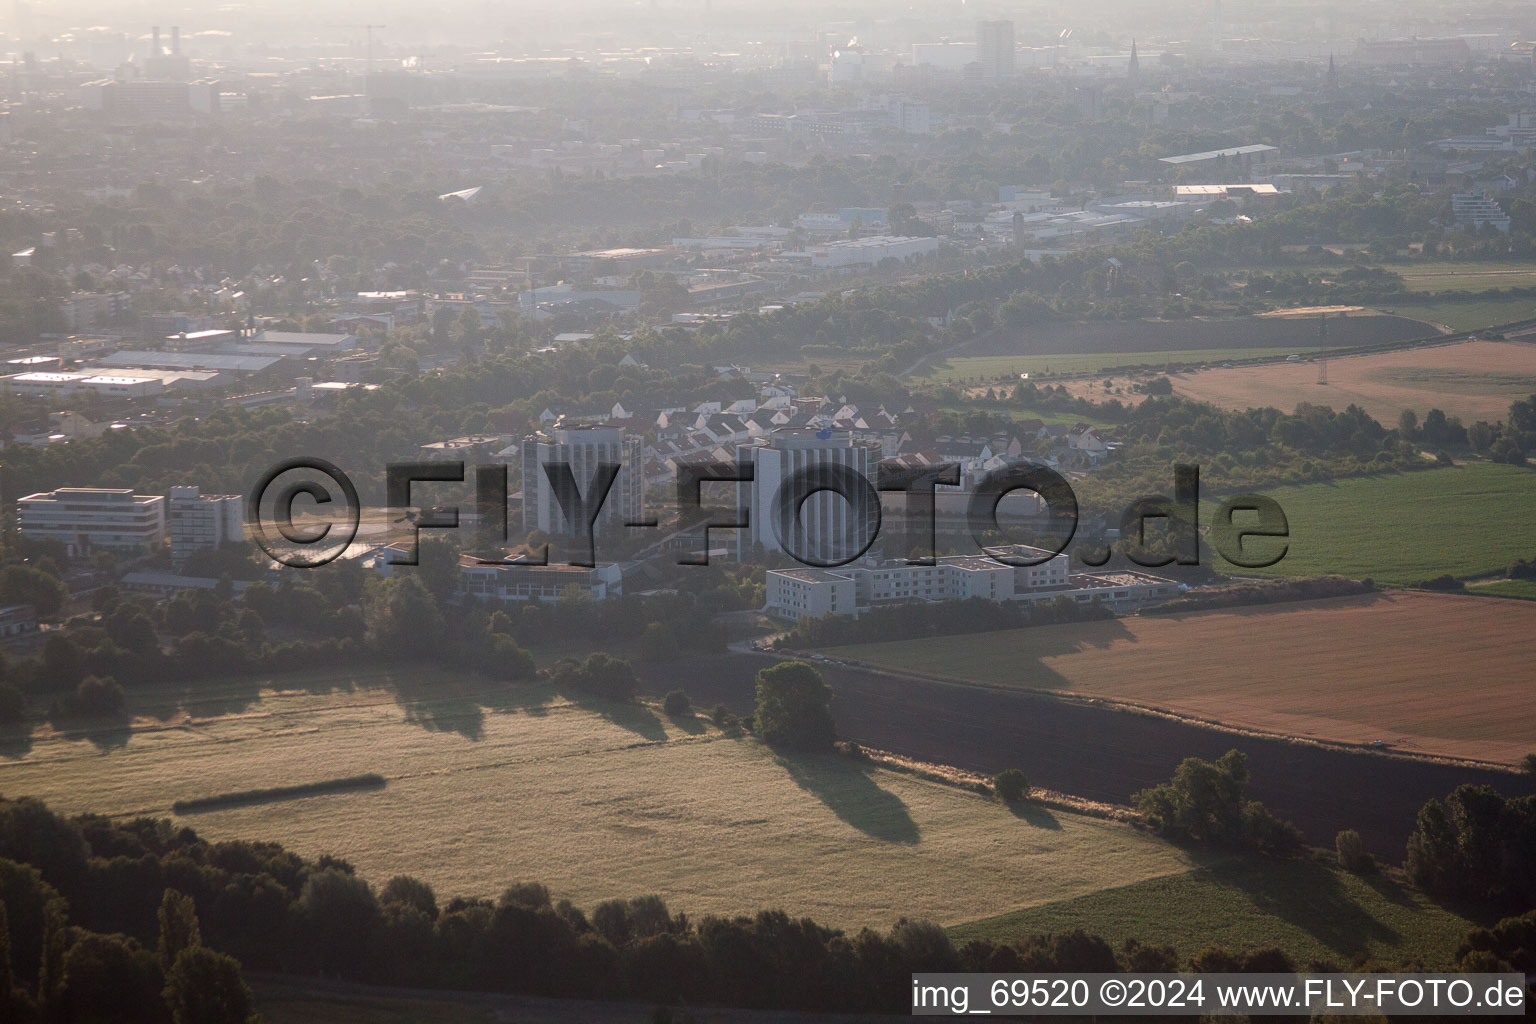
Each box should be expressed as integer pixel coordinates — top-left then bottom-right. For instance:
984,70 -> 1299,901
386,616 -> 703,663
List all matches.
2,371 -> 164,399
18,487 -> 166,556
458,557 -> 622,603
765,546 -> 1175,619
168,486 -> 245,563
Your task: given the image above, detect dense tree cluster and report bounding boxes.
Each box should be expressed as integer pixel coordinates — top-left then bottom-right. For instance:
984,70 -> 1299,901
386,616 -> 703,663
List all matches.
1134,750 -> 1303,856
0,792 -> 1402,1018
1406,785 -> 1536,912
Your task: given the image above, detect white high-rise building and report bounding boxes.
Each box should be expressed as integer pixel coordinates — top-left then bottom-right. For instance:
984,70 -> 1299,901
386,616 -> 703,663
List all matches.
736,429 -> 883,565
521,422 -> 644,538
18,487 -> 165,556
168,486 -> 245,562
976,20 -> 1016,79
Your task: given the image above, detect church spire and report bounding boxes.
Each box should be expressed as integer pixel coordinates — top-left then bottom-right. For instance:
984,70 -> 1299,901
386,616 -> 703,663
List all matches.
1128,38 -> 1140,84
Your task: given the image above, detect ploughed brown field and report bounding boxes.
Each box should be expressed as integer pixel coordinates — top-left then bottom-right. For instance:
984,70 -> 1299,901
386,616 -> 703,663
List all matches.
820,591 -> 1536,766
1167,339 -> 1536,423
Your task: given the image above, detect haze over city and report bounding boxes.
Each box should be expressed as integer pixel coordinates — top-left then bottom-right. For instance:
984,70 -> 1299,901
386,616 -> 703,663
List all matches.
0,0 -> 1533,1019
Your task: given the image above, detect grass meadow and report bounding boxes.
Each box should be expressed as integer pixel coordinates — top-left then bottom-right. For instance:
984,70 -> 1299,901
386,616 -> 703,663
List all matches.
0,668 -> 1194,931
949,857 -> 1476,968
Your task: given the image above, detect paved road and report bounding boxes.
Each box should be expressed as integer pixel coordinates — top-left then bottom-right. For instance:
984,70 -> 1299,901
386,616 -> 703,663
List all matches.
639,652 -> 1536,857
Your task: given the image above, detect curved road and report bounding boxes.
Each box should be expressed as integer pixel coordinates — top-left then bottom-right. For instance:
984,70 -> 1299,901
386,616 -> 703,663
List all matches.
639,653 -> 1536,856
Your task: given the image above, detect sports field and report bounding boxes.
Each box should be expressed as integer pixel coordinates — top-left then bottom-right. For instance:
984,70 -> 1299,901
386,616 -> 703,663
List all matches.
0,670 -> 1193,930
818,591 -> 1536,765
1169,339 -> 1536,423
1204,461 -> 1536,584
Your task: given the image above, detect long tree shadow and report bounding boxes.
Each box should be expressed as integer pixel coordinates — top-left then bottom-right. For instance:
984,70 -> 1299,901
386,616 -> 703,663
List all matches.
1203,856 -> 1399,960
776,752 -> 921,844
1005,800 -> 1062,830
170,665 -> 362,721
559,692 -> 670,743
392,676 -> 489,741
0,724 -> 34,760
49,716 -> 133,753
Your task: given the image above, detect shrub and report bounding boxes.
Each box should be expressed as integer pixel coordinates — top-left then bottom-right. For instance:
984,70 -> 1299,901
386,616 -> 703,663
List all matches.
1241,802 -> 1303,856
753,661 -> 835,751
1335,829 -> 1375,874
993,769 -> 1030,803
662,690 -> 691,717
553,653 -> 639,701
1523,753 -> 1536,777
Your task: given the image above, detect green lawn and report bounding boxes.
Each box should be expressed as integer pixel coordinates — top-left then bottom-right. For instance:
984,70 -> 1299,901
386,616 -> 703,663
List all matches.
916,347 -> 1327,382
1467,579 -> 1536,600
950,858 -> 1477,969
1205,462 -> 1536,585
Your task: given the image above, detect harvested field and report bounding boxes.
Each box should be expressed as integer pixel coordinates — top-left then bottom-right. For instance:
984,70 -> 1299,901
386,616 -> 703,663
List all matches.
816,591 -> 1536,767
634,654 -> 1536,855
1169,338 -> 1536,422
0,672 -> 1192,930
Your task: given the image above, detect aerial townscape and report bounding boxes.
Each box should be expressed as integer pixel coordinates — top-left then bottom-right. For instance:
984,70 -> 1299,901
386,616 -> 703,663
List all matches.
0,0 -> 1534,1018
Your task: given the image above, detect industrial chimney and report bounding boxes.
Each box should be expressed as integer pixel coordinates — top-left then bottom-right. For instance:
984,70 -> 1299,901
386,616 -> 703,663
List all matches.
152,25 -> 160,55
172,26 -> 180,55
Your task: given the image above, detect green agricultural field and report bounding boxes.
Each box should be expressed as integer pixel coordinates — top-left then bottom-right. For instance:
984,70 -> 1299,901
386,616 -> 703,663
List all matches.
915,347 -> 1327,382
1467,579 -> 1536,600
1382,296 -> 1536,332
1203,462 -> 1536,585
1393,261 -> 1536,293
0,669 -> 1193,931
950,858 -> 1476,968
935,403 -> 1119,428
